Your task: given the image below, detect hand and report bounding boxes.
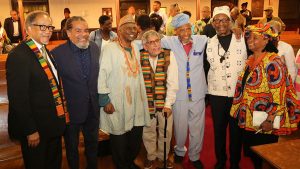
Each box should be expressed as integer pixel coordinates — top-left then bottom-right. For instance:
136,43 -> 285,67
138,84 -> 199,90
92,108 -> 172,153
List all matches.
163,107 -> 172,118
260,120 -> 273,132
104,103 -> 115,114
232,27 -> 242,40
27,132 -> 40,147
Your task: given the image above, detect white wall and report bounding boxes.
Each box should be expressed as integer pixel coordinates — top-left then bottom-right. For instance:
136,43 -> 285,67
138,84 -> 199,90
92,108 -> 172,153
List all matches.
0,0 -> 12,24
49,0 -> 117,29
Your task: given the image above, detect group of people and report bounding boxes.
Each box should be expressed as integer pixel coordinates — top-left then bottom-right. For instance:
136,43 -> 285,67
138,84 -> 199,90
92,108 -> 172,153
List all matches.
5,1 -> 300,169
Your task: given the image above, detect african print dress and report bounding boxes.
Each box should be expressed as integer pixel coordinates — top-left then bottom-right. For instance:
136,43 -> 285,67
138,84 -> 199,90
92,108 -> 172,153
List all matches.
230,52 -> 300,135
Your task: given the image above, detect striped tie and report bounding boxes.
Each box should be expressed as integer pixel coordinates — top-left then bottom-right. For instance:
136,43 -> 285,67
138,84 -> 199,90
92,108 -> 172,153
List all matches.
186,59 -> 192,101
41,45 -> 48,62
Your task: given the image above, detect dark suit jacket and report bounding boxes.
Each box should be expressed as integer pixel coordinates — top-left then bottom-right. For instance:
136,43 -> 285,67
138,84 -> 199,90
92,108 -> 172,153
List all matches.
4,17 -> 23,42
6,41 -> 66,140
51,41 -> 100,124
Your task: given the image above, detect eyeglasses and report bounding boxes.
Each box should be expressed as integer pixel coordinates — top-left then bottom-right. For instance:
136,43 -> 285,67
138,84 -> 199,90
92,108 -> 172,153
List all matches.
146,39 -> 160,45
32,24 -> 55,31
213,18 -> 230,24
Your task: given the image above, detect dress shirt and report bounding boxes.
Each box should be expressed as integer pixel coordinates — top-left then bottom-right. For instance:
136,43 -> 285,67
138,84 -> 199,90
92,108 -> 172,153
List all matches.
32,39 -> 58,82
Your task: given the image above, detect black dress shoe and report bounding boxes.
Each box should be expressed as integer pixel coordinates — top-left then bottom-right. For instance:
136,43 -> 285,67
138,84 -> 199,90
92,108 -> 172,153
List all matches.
191,160 -> 204,169
130,163 -> 141,169
229,164 -> 240,169
174,154 -> 184,163
214,162 -> 225,169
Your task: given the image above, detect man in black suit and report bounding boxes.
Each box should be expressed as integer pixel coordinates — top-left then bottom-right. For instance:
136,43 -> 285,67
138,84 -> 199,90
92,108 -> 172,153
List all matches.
52,16 -> 100,169
4,10 -> 23,43
6,11 -> 68,169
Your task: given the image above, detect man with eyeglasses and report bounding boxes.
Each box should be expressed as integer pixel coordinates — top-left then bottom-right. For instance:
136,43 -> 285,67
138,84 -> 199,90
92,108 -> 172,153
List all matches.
51,16 -> 100,169
140,30 -> 178,169
205,6 -> 247,169
6,11 -> 68,169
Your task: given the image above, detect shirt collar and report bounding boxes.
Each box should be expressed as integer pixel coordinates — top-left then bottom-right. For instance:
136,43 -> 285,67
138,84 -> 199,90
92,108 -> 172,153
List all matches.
31,38 -> 43,50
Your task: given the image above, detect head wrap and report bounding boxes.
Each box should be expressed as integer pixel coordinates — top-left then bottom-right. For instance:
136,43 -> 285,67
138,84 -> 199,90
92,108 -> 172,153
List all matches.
245,23 -> 278,38
171,13 -> 190,28
213,6 -> 230,19
118,15 -> 135,28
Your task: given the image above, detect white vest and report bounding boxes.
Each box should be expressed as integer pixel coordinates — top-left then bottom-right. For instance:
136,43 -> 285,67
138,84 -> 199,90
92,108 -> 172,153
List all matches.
206,35 -> 247,97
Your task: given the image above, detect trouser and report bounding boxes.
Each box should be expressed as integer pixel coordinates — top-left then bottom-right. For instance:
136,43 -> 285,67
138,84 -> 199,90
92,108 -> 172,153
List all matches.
64,111 -> 99,169
143,111 -> 173,161
20,136 -> 62,169
243,131 -> 278,169
110,126 -> 143,169
173,99 -> 205,161
210,95 -> 243,166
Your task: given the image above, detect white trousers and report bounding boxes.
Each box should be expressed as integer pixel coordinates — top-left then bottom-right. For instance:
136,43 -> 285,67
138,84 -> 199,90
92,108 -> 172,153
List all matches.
142,112 -> 173,161
173,99 -> 205,161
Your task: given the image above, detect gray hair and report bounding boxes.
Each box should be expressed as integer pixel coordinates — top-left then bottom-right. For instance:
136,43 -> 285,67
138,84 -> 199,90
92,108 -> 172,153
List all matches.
25,10 -> 50,29
65,16 -> 87,30
141,30 -> 161,45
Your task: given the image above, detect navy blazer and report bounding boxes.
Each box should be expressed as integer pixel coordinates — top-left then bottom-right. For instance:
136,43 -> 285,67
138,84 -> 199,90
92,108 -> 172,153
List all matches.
51,41 -> 100,124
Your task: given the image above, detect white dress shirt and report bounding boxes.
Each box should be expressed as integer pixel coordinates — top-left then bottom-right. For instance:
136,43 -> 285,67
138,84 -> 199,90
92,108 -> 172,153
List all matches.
32,39 -> 59,83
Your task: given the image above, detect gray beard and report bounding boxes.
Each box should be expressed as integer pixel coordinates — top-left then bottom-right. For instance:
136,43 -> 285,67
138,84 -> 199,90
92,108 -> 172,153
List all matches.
76,42 -> 89,49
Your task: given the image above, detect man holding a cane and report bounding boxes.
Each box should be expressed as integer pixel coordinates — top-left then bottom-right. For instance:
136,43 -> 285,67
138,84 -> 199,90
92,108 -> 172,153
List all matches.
140,30 -> 179,169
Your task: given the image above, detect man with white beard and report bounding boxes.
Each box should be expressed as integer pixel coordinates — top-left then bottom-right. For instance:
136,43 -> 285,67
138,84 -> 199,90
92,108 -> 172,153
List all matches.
52,16 -> 100,169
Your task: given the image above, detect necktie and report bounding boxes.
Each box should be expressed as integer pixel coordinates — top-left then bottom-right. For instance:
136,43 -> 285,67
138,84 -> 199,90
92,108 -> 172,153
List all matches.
41,45 -> 48,62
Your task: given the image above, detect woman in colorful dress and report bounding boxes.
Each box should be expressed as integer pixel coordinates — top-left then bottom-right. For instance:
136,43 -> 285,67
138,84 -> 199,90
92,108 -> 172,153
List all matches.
230,23 -> 300,169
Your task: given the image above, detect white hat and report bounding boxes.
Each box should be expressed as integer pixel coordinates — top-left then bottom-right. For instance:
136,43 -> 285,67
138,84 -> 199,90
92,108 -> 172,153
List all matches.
213,6 -> 230,19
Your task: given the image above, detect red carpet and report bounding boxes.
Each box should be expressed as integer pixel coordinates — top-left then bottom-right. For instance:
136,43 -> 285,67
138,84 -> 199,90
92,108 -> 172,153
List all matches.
180,105 -> 255,169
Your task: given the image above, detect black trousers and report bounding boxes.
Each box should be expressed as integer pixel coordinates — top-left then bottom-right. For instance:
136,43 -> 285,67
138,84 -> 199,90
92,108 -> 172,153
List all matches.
243,131 -> 278,169
20,136 -> 62,169
210,95 -> 242,166
64,111 -> 99,169
110,126 -> 143,169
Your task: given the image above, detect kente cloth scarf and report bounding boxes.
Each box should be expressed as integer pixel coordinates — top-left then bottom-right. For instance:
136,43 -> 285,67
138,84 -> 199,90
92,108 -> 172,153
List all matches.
141,49 -> 170,114
26,39 -> 70,123
183,42 -> 193,101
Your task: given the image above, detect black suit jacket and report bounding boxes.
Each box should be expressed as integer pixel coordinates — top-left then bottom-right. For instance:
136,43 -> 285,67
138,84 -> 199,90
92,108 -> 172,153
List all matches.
4,17 -> 23,42
6,41 -> 66,140
51,41 -> 100,124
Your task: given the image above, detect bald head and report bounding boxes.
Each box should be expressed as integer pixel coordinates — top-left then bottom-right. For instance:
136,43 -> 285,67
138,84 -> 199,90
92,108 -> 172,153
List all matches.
201,6 -> 211,19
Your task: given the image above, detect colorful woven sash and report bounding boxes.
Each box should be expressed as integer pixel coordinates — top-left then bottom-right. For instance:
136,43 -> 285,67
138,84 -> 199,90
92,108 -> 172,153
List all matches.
26,39 -> 69,123
141,49 -> 170,114
183,42 -> 193,101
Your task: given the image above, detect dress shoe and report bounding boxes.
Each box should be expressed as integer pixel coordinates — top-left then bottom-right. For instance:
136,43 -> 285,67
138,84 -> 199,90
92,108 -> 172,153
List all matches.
130,162 -> 141,169
174,154 -> 184,163
190,160 -> 204,169
214,162 -> 225,169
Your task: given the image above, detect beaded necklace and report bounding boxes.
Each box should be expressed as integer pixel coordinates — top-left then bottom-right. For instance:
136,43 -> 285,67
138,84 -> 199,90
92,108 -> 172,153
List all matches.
118,38 -> 139,74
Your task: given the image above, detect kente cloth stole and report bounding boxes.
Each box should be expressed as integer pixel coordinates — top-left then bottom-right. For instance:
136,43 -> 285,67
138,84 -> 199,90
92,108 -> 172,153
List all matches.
26,39 -> 70,123
141,49 -> 170,114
